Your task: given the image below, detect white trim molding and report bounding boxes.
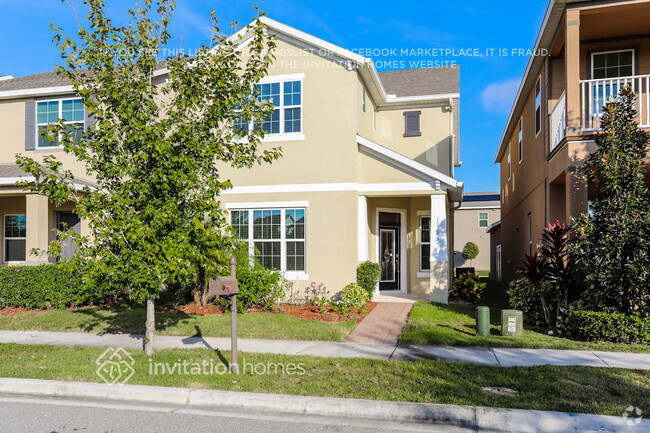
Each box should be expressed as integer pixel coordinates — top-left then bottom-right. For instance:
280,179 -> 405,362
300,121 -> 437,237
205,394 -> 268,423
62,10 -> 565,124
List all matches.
220,181 -> 438,195
224,200 -> 309,209
0,85 -> 74,100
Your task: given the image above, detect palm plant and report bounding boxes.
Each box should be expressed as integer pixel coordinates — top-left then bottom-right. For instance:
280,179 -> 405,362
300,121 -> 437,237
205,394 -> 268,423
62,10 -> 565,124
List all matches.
518,252 -> 552,329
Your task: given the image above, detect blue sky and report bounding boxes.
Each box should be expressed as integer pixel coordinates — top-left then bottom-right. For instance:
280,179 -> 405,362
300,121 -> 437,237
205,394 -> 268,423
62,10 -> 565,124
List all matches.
0,0 -> 548,192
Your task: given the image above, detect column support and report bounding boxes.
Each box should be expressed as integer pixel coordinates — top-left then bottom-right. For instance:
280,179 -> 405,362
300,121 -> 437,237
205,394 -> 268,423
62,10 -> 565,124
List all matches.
565,8 -> 581,136
357,195 -> 369,262
430,194 -> 449,304
25,193 -> 50,264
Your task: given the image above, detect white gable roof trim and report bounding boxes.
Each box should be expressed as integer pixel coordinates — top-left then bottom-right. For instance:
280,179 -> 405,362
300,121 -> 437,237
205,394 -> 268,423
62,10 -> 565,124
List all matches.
357,134 -> 463,198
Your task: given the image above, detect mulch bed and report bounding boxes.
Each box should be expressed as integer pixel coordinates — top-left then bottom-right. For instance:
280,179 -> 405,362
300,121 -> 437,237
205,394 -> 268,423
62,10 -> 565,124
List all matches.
281,301 -> 377,323
1,301 -> 378,323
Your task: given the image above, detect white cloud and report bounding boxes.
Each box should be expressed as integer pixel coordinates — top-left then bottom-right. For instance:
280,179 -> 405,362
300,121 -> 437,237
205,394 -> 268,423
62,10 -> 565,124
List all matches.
479,78 -> 521,114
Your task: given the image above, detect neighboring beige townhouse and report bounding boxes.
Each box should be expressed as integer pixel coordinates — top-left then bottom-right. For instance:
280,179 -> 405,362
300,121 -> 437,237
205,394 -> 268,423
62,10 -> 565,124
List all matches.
495,0 -> 650,282
452,192 -> 500,274
0,17 -> 463,302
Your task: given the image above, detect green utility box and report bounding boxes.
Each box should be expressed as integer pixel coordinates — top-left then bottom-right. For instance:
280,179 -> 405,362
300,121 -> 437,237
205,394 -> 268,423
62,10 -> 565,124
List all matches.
501,310 -> 523,336
476,306 -> 490,336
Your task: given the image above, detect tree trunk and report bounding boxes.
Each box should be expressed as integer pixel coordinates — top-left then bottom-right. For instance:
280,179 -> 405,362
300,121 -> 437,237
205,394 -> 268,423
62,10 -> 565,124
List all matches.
539,292 -> 552,330
144,297 -> 155,356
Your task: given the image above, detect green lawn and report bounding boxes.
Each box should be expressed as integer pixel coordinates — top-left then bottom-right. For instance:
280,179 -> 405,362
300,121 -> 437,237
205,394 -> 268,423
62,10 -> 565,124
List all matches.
0,343 -> 648,416
0,305 -> 357,342
399,301 -> 650,353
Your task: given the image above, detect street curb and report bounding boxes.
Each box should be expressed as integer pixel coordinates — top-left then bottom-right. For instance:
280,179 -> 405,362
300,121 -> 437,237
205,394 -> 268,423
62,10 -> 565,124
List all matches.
0,378 -> 648,432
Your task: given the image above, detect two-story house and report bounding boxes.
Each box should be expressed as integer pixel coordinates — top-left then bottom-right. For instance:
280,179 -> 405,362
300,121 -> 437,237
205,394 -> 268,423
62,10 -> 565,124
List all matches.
495,0 -> 650,282
0,17 -> 463,302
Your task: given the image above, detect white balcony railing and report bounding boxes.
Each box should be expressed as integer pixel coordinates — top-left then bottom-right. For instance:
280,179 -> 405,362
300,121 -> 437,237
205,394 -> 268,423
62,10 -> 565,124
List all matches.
550,91 -> 566,151
581,74 -> 650,131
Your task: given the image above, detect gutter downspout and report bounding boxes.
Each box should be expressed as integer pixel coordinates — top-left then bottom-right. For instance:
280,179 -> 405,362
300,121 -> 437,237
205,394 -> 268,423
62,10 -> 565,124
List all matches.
448,97 -> 455,178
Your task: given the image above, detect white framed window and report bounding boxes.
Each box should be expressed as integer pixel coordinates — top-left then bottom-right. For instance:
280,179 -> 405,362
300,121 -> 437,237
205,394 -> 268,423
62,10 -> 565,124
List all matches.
495,244 -> 502,281
479,212 -> 489,228
234,78 -> 302,137
518,117 -> 523,163
419,216 -> 431,272
373,108 -> 377,130
230,208 -> 306,275
507,144 -> 511,179
535,76 -> 541,136
591,49 -> 634,79
36,98 -> 84,148
361,86 -> 366,114
4,214 -> 26,263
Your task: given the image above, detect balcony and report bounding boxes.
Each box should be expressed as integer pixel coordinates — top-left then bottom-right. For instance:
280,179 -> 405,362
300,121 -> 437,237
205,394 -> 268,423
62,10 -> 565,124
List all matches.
580,74 -> 650,131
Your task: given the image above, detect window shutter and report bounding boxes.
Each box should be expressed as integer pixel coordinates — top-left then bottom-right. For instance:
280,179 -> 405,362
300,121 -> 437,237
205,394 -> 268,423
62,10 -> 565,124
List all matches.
25,100 -> 35,151
84,106 -> 95,130
403,111 -> 421,137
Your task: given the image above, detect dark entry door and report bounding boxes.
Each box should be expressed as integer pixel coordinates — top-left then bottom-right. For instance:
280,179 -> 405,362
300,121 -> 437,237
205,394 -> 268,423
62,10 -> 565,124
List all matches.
379,212 -> 400,291
57,211 -> 81,260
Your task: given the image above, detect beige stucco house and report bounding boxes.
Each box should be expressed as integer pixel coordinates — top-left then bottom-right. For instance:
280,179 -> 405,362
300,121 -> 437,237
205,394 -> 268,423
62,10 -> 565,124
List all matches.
0,17 -> 463,302
452,192 -> 500,274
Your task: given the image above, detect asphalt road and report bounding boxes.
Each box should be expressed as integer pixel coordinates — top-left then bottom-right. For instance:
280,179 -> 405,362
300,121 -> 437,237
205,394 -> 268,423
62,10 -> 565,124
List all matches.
0,395 -> 471,433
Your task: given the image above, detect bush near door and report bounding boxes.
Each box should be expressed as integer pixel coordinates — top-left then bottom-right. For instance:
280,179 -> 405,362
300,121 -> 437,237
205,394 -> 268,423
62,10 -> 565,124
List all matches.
356,261 -> 381,299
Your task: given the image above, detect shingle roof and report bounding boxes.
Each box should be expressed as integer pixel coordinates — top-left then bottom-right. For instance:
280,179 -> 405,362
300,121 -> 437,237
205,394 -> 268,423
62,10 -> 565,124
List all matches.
0,61 -> 167,92
0,71 -> 69,92
378,66 -> 459,97
0,163 -> 97,187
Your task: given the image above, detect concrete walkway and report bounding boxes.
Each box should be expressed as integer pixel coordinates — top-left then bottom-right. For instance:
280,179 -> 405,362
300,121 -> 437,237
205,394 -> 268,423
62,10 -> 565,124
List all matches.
2,330 -> 650,369
345,302 -> 412,344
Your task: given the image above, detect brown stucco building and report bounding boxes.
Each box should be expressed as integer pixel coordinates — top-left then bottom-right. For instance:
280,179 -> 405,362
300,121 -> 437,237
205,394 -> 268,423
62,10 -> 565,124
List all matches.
495,0 -> 650,282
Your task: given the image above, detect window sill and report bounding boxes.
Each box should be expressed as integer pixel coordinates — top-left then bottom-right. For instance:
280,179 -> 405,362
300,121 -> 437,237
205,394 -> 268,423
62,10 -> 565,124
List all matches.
34,147 -> 65,153
262,133 -> 305,143
417,271 -> 430,278
283,271 -> 309,281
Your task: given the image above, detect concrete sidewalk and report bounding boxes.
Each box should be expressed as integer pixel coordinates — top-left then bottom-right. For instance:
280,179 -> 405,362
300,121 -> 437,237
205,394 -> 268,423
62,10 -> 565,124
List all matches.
2,330 -> 650,369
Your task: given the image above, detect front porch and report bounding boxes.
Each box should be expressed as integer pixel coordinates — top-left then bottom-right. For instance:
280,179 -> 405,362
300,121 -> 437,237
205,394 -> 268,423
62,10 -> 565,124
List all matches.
357,192 -> 453,303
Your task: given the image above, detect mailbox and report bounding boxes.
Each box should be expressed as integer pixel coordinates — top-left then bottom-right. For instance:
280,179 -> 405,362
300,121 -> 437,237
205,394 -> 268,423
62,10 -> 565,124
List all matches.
208,275 -> 238,297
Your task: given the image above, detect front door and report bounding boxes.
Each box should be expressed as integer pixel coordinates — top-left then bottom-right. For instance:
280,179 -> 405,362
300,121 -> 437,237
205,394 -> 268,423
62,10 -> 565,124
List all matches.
57,211 -> 81,260
379,212 -> 400,291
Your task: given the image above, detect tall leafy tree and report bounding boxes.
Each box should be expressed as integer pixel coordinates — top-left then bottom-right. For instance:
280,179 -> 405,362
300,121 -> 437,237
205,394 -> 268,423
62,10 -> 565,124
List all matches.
16,0 -> 279,355
573,86 -> 650,315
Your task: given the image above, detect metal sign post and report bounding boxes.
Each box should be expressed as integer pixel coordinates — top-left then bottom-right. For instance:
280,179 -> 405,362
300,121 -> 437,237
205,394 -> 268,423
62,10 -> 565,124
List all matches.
207,256 -> 239,374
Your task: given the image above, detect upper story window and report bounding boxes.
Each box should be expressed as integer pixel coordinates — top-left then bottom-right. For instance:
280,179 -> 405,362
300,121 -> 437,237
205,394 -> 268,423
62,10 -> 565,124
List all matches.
403,111 -> 421,137
507,144 -> 511,180
361,86 -> 366,114
36,98 -> 84,148
235,78 -> 302,136
518,117 -> 523,163
479,212 -> 489,228
535,76 -> 541,136
592,49 -> 634,79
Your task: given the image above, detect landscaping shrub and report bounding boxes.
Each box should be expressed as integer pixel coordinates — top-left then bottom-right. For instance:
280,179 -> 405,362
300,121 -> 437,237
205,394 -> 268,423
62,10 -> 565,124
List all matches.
559,310 -> 650,344
0,263 -> 115,309
340,283 -> 368,309
356,261 -> 381,299
508,278 -> 557,328
216,243 -> 287,313
461,242 -> 479,263
450,273 -> 485,303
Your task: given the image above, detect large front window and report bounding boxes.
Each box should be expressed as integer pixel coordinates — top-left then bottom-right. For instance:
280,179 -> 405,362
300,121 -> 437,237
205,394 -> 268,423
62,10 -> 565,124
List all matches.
4,214 -> 26,262
36,98 -> 84,147
230,208 -> 306,274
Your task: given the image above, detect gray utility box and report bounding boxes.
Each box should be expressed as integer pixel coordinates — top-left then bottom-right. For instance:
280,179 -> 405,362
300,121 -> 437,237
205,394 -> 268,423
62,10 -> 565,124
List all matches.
501,310 -> 523,336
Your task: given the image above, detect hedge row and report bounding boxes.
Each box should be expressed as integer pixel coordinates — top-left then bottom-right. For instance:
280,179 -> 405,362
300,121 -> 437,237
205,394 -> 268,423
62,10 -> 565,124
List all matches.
0,264 -> 115,309
560,310 -> 650,344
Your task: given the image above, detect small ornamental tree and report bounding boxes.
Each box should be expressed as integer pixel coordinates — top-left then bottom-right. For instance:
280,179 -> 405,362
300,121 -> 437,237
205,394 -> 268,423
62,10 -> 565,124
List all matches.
573,85 -> 650,316
461,242 -> 479,265
16,0 -> 279,355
